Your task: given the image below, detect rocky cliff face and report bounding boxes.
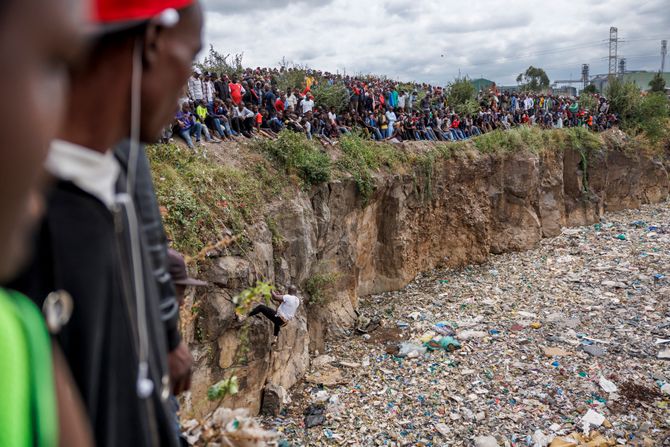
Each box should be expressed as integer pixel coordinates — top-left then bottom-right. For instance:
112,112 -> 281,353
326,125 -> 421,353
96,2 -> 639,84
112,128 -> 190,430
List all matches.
181,143 -> 669,418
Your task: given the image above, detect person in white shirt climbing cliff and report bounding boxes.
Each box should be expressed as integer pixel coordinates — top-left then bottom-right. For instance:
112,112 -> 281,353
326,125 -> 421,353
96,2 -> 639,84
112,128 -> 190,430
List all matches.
247,285 -> 300,349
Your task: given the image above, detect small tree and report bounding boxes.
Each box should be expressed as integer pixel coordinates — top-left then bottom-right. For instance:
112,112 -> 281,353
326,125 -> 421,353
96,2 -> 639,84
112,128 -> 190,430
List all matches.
447,77 -> 475,107
446,77 -> 477,115
582,84 -> 598,94
637,92 -> 670,143
649,72 -> 667,93
516,66 -> 550,92
200,45 -> 244,78
605,77 -> 642,124
311,82 -> 350,113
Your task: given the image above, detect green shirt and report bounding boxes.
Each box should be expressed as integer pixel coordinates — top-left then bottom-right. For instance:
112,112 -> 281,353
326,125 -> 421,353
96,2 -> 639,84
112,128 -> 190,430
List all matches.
0,289 -> 57,446
195,105 -> 208,122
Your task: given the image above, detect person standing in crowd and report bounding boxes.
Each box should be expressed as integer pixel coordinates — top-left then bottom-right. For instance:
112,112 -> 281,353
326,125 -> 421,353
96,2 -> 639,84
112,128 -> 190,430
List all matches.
202,71 -> 216,106
9,1 -> 204,446
214,73 -> 230,101
0,0 -> 95,445
229,75 -> 244,105
188,68 -> 204,102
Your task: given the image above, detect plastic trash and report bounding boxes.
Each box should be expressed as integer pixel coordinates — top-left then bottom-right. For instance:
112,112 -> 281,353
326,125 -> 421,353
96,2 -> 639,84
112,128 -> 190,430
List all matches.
474,435 -> 500,447
424,335 -> 461,352
598,376 -> 617,393
397,342 -> 427,358
580,409 -> 605,433
303,404 -> 326,428
433,321 -> 456,336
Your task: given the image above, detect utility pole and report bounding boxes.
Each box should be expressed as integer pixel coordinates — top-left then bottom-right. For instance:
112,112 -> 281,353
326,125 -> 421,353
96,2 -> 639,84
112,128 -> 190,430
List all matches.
662,40 -> 667,73
618,58 -> 626,78
608,27 -> 618,77
581,64 -> 590,89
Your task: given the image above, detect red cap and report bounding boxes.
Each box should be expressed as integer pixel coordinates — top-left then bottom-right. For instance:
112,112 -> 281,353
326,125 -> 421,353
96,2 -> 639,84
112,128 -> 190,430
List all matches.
93,0 -> 194,25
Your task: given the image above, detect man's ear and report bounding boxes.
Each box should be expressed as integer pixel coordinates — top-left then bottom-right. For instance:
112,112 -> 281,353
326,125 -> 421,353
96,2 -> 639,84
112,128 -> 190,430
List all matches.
142,21 -> 164,68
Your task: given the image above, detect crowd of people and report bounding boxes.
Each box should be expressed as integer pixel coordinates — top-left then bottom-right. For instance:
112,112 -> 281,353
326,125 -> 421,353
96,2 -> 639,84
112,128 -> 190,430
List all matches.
174,66 -> 618,148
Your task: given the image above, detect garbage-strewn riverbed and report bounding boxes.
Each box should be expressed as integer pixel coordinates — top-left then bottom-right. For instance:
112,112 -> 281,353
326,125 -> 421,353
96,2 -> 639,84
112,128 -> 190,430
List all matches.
265,203 -> 670,446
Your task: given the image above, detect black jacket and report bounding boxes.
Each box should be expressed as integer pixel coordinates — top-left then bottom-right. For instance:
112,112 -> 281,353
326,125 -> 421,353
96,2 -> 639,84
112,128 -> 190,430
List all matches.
115,142 -> 181,351
10,179 -> 178,447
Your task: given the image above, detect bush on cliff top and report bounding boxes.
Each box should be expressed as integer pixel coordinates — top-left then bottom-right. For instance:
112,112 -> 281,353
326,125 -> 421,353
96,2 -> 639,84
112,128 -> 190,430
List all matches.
255,130 -> 332,186
147,143 -> 285,255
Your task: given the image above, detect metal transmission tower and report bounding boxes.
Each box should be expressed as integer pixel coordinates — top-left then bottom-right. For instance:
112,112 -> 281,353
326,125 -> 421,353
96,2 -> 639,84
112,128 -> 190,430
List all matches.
608,27 -> 618,76
581,64 -> 590,89
618,58 -> 626,77
662,40 -> 667,73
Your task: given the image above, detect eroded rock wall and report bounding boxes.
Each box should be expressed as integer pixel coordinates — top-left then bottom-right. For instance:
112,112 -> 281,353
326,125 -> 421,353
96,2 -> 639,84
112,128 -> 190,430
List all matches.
183,145 -> 668,417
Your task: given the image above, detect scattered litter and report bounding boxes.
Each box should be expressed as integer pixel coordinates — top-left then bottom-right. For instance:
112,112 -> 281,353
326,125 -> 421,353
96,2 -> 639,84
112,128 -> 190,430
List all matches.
580,409 -> 606,433
598,376 -> 618,393
474,435 -> 500,447
262,205 -> 670,445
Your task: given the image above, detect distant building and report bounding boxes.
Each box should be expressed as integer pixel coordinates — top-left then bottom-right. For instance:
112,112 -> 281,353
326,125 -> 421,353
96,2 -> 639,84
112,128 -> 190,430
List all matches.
470,78 -> 494,92
552,86 -> 577,97
590,71 -> 670,93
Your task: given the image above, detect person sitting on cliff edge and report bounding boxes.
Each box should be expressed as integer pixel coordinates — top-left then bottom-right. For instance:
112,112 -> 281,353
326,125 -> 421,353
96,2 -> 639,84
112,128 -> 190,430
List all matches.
246,285 -> 300,350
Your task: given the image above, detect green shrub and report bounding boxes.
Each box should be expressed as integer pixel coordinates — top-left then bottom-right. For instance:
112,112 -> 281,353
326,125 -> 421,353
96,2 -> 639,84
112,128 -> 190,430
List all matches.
256,130 -> 332,186
304,273 -> 339,305
606,77 -> 642,125
147,144 -> 285,255
637,93 -> 670,143
311,82 -> 350,113
336,133 -> 405,202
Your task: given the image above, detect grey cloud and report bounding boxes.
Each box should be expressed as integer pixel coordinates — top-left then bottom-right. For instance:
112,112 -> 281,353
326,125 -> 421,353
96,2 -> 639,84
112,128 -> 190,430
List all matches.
201,0 -> 668,85
203,0 -> 334,14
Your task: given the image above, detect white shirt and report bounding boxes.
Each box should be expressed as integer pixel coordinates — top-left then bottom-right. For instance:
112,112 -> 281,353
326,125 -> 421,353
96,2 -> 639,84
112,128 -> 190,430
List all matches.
287,94 -> 298,110
233,107 -> 254,119
188,76 -> 204,101
46,139 -> 120,209
301,99 -> 315,114
203,80 -> 215,103
277,294 -> 300,321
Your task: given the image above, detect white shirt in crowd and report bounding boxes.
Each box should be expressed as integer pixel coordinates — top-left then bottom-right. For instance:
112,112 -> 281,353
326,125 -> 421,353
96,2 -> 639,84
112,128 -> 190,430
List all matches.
233,106 -> 254,119
328,111 -> 337,124
398,94 -> 406,109
524,97 -> 534,110
302,98 -> 315,114
188,76 -> 204,101
277,294 -> 300,321
385,110 -> 397,124
287,94 -> 298,110
203,80 -> 215,103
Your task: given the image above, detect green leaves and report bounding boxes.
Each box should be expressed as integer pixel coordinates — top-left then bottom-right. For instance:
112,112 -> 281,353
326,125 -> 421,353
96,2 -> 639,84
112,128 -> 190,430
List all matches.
207,376 -> 239,401
446,78 -> 476,111
233,282 -> 274,315
516,66 -> 550,92
649,72 -> 667,93
256,131 -> 332,186
606,77 -> 670,143
311,82 -> 350,114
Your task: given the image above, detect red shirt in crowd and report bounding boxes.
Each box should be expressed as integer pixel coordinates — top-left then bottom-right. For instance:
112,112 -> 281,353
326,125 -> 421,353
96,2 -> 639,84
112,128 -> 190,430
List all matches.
229,82 -> 242,105
275,99 -> 285,113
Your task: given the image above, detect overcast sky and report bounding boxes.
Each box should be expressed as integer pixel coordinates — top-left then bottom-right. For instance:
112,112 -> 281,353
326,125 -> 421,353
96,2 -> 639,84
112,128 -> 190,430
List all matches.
201,0 -> 668,87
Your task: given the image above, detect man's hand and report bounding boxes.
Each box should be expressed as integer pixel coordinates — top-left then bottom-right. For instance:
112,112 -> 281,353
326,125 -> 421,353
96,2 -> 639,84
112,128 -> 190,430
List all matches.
168,341 -> 193,395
